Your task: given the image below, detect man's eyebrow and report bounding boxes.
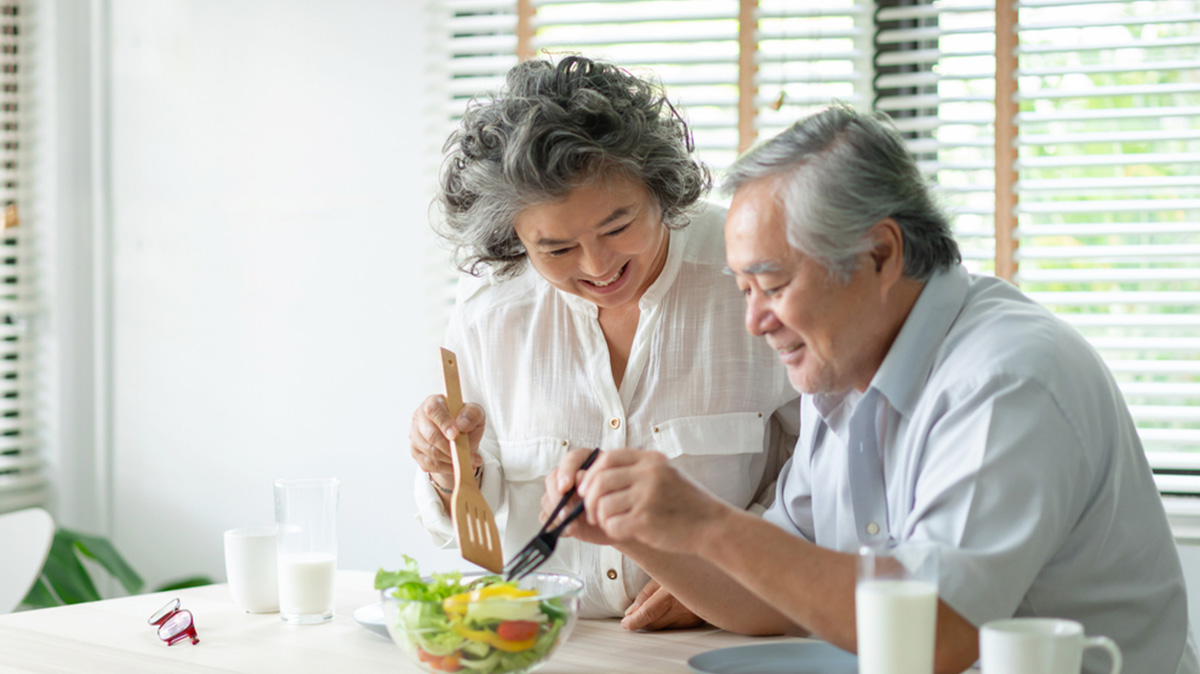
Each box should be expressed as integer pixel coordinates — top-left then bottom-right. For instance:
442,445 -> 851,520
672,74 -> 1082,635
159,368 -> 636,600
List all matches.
723,261 -> 784,276
535,205 -> 633,247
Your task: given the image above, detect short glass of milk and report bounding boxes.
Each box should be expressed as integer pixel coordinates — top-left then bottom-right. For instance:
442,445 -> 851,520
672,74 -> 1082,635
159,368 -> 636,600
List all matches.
273,477 -> 340,625
856,540 -> 939,674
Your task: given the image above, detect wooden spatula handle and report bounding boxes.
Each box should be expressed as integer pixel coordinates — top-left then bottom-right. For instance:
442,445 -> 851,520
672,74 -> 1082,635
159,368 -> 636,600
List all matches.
440,348 -> 474,486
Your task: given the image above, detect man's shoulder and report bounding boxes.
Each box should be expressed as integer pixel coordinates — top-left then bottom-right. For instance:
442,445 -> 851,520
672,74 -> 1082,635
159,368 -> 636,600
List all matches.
928,273 -> 1120,420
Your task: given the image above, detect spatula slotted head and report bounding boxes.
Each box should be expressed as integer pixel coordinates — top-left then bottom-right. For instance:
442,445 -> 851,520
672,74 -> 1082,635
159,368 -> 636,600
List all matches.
441,348 -> 504,573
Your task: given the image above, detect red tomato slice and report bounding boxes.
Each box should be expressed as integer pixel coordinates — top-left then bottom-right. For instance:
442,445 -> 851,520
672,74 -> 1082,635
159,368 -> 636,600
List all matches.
496,620 -> 540,643
417,648 -> 438,663
431,653 -> 461,672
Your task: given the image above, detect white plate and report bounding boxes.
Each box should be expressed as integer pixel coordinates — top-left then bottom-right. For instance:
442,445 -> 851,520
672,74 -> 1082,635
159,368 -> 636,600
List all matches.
688,642 -> 858,674
352,602 -> 389,639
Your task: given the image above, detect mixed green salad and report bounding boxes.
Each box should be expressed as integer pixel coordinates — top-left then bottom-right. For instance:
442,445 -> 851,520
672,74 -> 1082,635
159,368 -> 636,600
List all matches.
375,557 -> 569,674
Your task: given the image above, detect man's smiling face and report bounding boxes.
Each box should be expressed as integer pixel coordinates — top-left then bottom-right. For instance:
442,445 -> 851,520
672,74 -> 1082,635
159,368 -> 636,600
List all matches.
724,176 -> 885,395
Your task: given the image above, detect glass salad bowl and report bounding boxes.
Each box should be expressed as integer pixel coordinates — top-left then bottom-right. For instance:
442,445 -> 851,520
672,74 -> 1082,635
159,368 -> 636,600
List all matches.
379,571 -> 584,674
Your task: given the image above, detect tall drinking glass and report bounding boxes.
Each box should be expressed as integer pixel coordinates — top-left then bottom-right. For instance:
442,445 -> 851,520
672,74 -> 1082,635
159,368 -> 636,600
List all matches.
856,541 -> 940,674
274,478 -> 339,624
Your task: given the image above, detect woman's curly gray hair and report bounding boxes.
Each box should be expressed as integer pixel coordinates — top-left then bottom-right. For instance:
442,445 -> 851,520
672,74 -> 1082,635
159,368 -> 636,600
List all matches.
437,55 -> 711,278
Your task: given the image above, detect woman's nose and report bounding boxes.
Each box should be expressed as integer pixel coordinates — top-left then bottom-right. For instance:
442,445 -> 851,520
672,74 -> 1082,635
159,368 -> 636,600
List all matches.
579,244 -> 613,277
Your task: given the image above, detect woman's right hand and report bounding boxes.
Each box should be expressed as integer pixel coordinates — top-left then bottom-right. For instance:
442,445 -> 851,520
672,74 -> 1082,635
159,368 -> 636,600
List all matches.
409,394 -> 486,491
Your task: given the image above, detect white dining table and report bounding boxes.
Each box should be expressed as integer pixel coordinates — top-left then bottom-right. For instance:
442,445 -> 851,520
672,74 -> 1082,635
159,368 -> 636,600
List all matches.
0,570 -> 981,673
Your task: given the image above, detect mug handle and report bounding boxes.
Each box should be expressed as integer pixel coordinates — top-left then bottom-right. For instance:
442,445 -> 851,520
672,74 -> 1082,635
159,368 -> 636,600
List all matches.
1083,636 -> 1123,674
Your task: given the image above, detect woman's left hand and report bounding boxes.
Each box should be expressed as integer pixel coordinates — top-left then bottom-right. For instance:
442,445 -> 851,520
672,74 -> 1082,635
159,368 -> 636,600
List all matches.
621,578 -> 706,631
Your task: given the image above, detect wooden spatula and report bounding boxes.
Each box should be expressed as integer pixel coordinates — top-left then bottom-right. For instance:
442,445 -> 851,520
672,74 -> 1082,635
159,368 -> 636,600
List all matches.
440,347 -> 504,573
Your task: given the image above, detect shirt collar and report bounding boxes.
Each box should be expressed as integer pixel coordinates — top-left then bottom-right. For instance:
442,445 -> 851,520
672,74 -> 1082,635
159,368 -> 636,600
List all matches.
552,226 -> 686,315
869,264 -> 970,417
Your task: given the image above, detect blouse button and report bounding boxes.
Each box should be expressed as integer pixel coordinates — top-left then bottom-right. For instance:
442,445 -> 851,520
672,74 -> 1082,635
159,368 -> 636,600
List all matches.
866,522 -> 880,536
757,412 -> 763,418
609,418 -> 621,430
652,427 -> 659,433
606,568 -> 618,581
561,441 -> 568,447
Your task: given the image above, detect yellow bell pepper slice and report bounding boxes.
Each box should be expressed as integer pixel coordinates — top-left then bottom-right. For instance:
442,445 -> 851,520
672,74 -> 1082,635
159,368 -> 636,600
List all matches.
451,620 -> 537,653
442,585 -> 538,616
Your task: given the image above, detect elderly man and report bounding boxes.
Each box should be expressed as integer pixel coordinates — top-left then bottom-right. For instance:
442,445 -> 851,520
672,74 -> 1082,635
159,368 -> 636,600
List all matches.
546,106 -> 1198,674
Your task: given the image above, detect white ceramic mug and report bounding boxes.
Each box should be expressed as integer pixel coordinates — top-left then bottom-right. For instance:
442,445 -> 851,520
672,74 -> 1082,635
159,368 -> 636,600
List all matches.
980,618 -> 1122,674
223,526 -> 279,613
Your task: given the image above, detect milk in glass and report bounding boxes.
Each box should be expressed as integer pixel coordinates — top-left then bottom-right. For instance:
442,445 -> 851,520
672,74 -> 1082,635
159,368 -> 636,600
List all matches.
278,553 -> 337,617
274,478 -> 339,624
856,579 -> 938,674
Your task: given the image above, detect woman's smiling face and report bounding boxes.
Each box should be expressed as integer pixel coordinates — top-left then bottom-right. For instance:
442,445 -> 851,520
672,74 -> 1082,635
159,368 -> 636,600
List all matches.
513,173 -> 669,311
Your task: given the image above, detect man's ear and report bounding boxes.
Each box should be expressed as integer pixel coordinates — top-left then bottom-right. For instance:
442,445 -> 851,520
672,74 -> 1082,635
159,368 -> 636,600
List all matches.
869,217 -> 905,279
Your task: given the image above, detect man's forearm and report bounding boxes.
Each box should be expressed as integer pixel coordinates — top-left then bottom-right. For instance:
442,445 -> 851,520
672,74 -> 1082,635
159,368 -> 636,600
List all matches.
620,507 -> 979,674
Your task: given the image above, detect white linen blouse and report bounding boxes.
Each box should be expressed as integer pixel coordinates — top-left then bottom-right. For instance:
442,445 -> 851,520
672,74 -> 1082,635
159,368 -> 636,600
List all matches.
415,203 -> 800,618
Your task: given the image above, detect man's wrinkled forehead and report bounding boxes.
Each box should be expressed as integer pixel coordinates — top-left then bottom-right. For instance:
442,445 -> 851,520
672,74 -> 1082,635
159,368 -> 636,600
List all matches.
724,178 -> 795,275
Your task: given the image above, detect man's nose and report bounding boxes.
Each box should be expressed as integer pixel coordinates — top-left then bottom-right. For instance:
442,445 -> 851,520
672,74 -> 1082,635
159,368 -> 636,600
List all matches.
745,290 -> 780,337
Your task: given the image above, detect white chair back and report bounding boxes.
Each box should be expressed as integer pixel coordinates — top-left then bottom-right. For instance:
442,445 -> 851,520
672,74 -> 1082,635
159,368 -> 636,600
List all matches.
0,507 -> 54,613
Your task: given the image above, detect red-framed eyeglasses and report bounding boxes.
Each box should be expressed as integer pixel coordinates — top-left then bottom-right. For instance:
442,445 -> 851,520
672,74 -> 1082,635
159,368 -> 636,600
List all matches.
147,598 -> 199,646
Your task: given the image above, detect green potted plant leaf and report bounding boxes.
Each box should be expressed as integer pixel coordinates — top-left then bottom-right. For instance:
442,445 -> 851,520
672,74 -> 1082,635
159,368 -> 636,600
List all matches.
20,527 -> 211,610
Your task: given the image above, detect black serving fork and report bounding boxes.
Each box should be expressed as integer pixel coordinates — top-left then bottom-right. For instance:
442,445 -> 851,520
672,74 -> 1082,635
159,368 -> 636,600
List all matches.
504,447 -> 602,581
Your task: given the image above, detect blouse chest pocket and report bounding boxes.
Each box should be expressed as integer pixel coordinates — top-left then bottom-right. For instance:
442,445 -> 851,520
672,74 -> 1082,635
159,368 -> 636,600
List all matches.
648,411 -> 769,508
496,436 -> 571,483
649,411 -> 767,458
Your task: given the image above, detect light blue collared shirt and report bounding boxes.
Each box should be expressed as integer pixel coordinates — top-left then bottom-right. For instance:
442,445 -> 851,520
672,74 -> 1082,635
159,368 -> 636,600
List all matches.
765,264 -> 1198,674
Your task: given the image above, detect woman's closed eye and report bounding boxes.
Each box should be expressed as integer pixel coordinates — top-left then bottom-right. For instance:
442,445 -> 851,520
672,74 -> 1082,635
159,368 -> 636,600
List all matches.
604,223 -> 632,237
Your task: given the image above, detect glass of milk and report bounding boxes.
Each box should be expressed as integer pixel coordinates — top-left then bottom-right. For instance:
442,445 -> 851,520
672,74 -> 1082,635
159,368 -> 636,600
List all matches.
856,540 -> 939,674
273,478 -> 340,624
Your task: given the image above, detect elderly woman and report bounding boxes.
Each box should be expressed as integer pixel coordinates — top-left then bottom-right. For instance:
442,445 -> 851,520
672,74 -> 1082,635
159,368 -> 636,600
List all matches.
409,56 -> 798,628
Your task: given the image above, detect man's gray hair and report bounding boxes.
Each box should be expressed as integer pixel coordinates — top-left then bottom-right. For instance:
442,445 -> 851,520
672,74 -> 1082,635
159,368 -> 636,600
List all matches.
438,55 -> 711,278
722,105 -> 960,282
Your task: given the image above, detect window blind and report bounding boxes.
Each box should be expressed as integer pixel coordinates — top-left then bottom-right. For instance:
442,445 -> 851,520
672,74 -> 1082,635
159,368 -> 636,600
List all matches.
1012,0 -> 1200,488
874,0 -> 998,274
755,1 -> 874,154
532,0 -> 743,172
428,0 -> 522,321
0,1 -> 41,514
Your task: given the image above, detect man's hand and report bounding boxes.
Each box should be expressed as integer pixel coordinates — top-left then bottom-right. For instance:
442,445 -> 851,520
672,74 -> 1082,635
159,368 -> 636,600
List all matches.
541,448 -> 616,546
621,578 -> 706,631
576,449 -> 732,555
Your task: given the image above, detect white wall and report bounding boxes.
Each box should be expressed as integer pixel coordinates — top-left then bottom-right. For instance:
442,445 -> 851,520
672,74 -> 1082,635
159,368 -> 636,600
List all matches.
90,0 -> 460,590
